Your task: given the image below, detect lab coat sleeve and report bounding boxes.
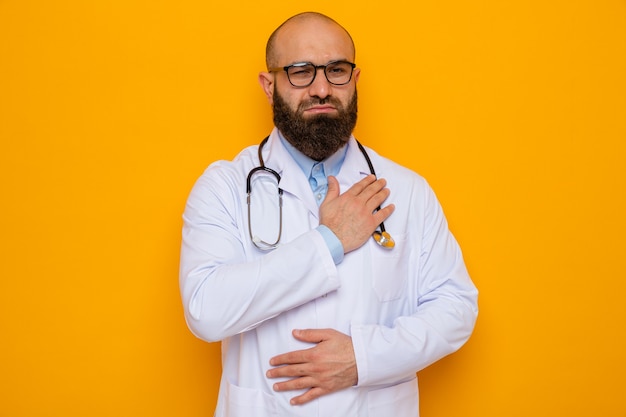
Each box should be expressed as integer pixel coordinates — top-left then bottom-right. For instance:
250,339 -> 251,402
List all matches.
179,164 -> 340,342
351,182 -> 478,387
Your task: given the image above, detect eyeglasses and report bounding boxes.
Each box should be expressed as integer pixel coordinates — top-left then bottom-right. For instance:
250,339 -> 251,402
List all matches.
269,60 -> 356,88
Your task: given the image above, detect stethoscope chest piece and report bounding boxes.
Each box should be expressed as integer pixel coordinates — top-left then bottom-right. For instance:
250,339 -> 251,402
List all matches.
372,230 -> 395,249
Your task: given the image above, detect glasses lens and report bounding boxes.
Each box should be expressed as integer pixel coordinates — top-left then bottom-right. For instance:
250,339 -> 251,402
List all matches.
325,62 -> 353,85
286,63 -> 316,87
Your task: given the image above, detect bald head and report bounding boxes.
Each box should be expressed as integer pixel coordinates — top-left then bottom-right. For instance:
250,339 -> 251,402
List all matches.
265,12 -> 356,69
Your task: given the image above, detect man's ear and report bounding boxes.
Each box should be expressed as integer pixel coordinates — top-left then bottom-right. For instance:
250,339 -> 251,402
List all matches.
258,72 -> 274,105
353,67 -> 361,83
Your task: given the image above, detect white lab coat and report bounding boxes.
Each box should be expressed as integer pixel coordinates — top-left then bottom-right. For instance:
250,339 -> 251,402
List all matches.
180,128 -> 478,416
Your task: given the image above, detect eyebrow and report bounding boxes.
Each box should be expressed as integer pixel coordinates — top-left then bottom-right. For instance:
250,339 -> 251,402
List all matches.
283,58 -> 353,67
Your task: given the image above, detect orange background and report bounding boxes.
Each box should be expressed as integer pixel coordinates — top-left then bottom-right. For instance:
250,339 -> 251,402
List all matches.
1,1 -> 625,416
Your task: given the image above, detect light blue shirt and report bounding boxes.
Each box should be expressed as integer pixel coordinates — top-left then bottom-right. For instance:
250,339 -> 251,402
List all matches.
278,132 -> 346,264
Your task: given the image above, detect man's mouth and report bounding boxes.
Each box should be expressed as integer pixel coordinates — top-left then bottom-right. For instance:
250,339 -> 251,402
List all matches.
303,105 -> 337,115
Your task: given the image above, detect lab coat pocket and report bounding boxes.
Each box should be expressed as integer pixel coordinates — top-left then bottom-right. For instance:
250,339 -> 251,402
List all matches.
367,378 -> 419,415
224,381 -> 278,417
370,233 -> 409,302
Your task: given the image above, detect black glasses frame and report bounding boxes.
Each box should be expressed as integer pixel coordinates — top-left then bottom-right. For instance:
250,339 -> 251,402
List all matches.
269,60 -> 356,88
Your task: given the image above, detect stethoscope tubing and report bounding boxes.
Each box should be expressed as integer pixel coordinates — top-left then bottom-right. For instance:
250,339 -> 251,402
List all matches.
247,136 -> 392,250
356,141 -> 388,235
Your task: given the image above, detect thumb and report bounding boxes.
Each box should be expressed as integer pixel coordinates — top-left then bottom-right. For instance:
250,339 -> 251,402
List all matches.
325,176 -> 340,202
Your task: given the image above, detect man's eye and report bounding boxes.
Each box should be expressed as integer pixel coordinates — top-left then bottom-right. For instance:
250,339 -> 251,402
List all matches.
328,66 -> 347,74
291,67 -> 314,77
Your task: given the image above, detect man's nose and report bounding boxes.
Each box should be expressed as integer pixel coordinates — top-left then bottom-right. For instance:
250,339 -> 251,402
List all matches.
307,68 -> 332,99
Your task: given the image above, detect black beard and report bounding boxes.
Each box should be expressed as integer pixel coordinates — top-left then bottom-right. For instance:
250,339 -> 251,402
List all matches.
272,89 -> 358,161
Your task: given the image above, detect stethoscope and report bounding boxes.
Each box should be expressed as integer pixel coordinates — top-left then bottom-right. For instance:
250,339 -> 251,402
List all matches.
246,136 -> 395,251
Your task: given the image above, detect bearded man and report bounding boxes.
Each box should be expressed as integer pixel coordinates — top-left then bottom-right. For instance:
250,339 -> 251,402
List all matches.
180,12 -> 478,417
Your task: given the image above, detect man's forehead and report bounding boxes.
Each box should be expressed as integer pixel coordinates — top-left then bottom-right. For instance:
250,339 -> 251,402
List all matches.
272,19 -> 354,64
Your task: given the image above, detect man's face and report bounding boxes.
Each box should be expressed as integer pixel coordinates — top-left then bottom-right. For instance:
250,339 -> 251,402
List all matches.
259,17 -> 361,160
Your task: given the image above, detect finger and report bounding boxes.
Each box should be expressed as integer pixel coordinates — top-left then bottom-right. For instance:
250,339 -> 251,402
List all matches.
372,203 -> 395,224
267,363 -> 310,379
325,176 -> 340,202
269,351 -> 307,367
364,184 -> 390,209
345,174 -> 377,196
292,328 -> 329,343
271,375 -> 317,392
269,329 -> 329,366
289,387 -> 326,406
353,178 -> 389,206
265,364 -> 311,380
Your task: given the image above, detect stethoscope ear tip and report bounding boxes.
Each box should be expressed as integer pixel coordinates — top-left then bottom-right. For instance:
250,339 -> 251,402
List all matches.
373,231 -> 395,249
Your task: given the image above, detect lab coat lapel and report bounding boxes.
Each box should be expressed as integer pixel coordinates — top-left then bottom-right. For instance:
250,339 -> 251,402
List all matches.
337,137 -> 373,189
263,130 -> 320,217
